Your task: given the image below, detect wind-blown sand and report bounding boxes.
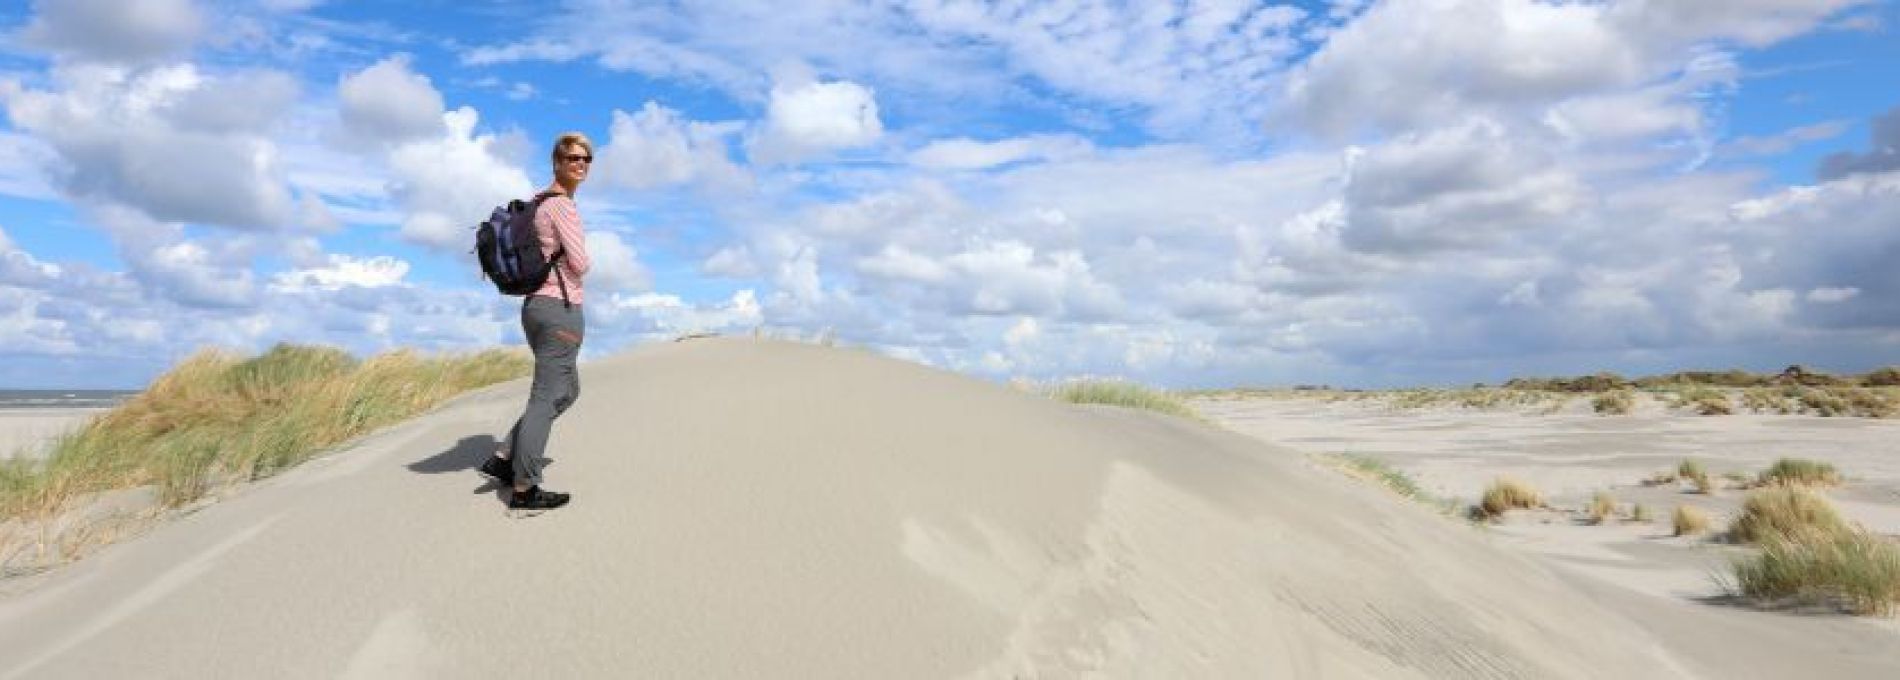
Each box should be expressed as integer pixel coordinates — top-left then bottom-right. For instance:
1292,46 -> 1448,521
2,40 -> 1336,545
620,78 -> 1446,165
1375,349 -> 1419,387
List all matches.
0,339 -> 1893,677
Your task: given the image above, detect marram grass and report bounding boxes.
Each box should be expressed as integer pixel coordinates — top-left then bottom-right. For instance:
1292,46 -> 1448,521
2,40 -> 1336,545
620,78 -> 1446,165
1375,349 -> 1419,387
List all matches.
1049,380 -> 1203,422
0,344 -> 530,519
1732,527 -> 1900,615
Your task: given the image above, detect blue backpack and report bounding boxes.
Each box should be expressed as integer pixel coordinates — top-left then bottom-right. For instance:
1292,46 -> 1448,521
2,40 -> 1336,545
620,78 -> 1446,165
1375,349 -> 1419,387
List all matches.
475,191 -> 569,304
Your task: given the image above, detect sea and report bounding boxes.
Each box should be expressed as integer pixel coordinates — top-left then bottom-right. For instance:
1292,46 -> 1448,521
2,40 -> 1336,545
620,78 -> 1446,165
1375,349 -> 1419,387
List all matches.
0,389 -> 141,410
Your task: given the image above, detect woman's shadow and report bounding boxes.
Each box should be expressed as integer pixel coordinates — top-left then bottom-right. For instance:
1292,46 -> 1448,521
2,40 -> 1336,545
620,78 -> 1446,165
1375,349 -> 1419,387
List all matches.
408,434 -> 552,495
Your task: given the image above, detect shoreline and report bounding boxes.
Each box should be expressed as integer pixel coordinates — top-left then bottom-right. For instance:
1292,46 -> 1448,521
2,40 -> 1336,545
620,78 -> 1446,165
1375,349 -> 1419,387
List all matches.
0,408 -> 108,462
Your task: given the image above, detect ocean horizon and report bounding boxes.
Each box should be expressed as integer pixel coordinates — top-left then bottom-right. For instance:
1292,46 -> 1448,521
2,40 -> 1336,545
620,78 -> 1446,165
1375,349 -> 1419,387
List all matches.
0,390 -> 140,410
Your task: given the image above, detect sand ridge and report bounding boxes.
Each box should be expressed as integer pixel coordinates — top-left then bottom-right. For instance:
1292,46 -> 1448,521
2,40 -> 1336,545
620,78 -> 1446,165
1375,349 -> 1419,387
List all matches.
0,338 -> 1850,677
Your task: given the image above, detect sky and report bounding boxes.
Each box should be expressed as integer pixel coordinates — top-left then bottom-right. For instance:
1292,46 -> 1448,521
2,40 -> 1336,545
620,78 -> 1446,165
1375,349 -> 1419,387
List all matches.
0,0 -> 1896,390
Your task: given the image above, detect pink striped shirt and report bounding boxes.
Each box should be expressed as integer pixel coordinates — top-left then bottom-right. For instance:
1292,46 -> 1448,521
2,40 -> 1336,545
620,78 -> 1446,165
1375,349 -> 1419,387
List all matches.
531,194 -> 589,305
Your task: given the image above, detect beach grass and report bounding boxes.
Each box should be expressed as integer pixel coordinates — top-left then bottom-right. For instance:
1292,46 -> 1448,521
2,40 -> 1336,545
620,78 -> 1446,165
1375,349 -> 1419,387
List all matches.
0,344 -> 530,520
1321,453 -> 1429,502
1049,380 -> 1203,421
1474,477 -> 1543,520
1630,503 -> 1651,523
1673,505 -> 1711,536
1591,390 -> 1635,415
1757,458 -> 1841,487
1727,486 -> 1846,544
1732,528 -> 1900,615
1588,491 -> 1616,524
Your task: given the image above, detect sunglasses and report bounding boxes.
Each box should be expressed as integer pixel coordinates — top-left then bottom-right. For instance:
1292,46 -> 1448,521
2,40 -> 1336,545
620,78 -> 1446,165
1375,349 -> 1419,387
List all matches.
561,154 -> 593,164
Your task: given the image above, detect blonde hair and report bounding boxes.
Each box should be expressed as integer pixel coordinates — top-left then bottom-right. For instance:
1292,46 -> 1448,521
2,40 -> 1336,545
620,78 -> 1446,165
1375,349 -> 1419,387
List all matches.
550,131 -> 594,164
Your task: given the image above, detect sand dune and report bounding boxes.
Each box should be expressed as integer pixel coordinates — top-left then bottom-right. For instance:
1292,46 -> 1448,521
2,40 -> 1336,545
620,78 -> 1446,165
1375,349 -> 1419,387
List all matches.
0,338 -> 1836,677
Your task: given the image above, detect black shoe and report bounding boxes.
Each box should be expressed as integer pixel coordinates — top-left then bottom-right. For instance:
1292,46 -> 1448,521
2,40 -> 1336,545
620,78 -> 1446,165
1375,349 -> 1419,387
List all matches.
509,486 -> 570,510
479,455 -> 515,485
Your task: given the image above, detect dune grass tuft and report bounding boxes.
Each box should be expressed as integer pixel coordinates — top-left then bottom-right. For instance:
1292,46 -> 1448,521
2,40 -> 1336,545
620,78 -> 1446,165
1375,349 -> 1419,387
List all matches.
1321,453 -> 1429,503
1757,458 -> 1841,487
1588,491 -> 1617,524
1630,503 -> 1652,523
1674,505 -> 1711,536
1474,477 -> 1543,520
0,344 -> 531,520
1676,459 -> 1712,494
1049,380 -> 1202,421
1728,486 -> 1846,544
1732,528 -> 1900,615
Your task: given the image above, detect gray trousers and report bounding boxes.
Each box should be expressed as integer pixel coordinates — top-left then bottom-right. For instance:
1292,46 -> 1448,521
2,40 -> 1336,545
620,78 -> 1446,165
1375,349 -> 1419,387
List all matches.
508,295 -> 583,487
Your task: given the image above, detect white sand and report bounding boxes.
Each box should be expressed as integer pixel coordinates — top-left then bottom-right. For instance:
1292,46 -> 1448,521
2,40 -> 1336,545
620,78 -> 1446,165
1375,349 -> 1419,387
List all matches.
0,409 -> 103,461
0,341 -> 1891,677
1195,393 -> 1900,677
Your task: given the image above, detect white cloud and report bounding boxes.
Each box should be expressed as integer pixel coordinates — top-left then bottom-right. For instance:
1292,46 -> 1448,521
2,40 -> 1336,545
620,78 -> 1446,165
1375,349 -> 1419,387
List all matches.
386,107 -> 534,250
338,55 -> 447,146
1807,287 -> 1859,303
21,0 -> 202,64
269,254 -> 409,293
747,75 -> 883,165
584,231 -> 653,293
599,289 -> 763,337
596,101 -> 748,191
907,135 -> 1092,171
0,63 -> 296,230
1341,119 -> 1586,253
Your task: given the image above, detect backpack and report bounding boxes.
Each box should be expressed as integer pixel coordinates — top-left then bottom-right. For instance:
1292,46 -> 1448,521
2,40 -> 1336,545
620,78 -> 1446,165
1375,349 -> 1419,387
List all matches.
475,191 -> 570,305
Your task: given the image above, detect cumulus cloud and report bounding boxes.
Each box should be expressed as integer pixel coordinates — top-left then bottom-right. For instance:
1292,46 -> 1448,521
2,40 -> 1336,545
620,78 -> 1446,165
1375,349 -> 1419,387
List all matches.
1340,119 -> 1586,253
20,0 -> 202,64
338,55 -> 447,146
1817,105 -> 1900,180
0,63 -> 297,230
907,135 -> 1092,171
163,69 -> 301,133
596,101 -> 748,191
385,107 -> 534,249
269,254 -> 409,293
746,75 -> 883,165
584,231 -> 653,293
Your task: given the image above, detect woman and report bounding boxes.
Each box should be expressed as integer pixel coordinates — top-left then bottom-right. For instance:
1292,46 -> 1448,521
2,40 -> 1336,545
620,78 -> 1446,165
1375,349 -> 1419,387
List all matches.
480,132 -> 594,511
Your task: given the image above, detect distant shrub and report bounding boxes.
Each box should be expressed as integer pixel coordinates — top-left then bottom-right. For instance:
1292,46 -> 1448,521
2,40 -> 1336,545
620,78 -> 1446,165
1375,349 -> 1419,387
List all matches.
1592,390 -> 1635,415
1677,459 -> 1712,493
1729,487 -> 1846,544
1671,387 -> 1731,415
1674,505 -> 1711,536
1863,367 -> 1900,387
1741,387 -> 1797,414
1758,458 -> 1841,487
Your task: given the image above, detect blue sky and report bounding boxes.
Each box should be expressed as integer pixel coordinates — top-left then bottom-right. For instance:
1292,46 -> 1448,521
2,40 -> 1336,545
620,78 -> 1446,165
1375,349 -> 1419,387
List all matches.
0,0 -> 1896,390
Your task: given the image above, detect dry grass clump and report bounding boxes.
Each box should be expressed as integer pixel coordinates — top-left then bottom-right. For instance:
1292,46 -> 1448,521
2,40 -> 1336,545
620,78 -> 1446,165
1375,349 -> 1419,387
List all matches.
1630,503 -> 1652,523
1474,477 -> 1543,519
1592,390 -> 1636,415
1757,458 -> 1841,487
1728,486 -> 1846,544
1674,505 -> 1712,536
1050,380 -> 1202,422
1677,459 -> 1713,494
1733,529 -> 1900,615
1588,491 -> 1617,524
0,344 -> 531,519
